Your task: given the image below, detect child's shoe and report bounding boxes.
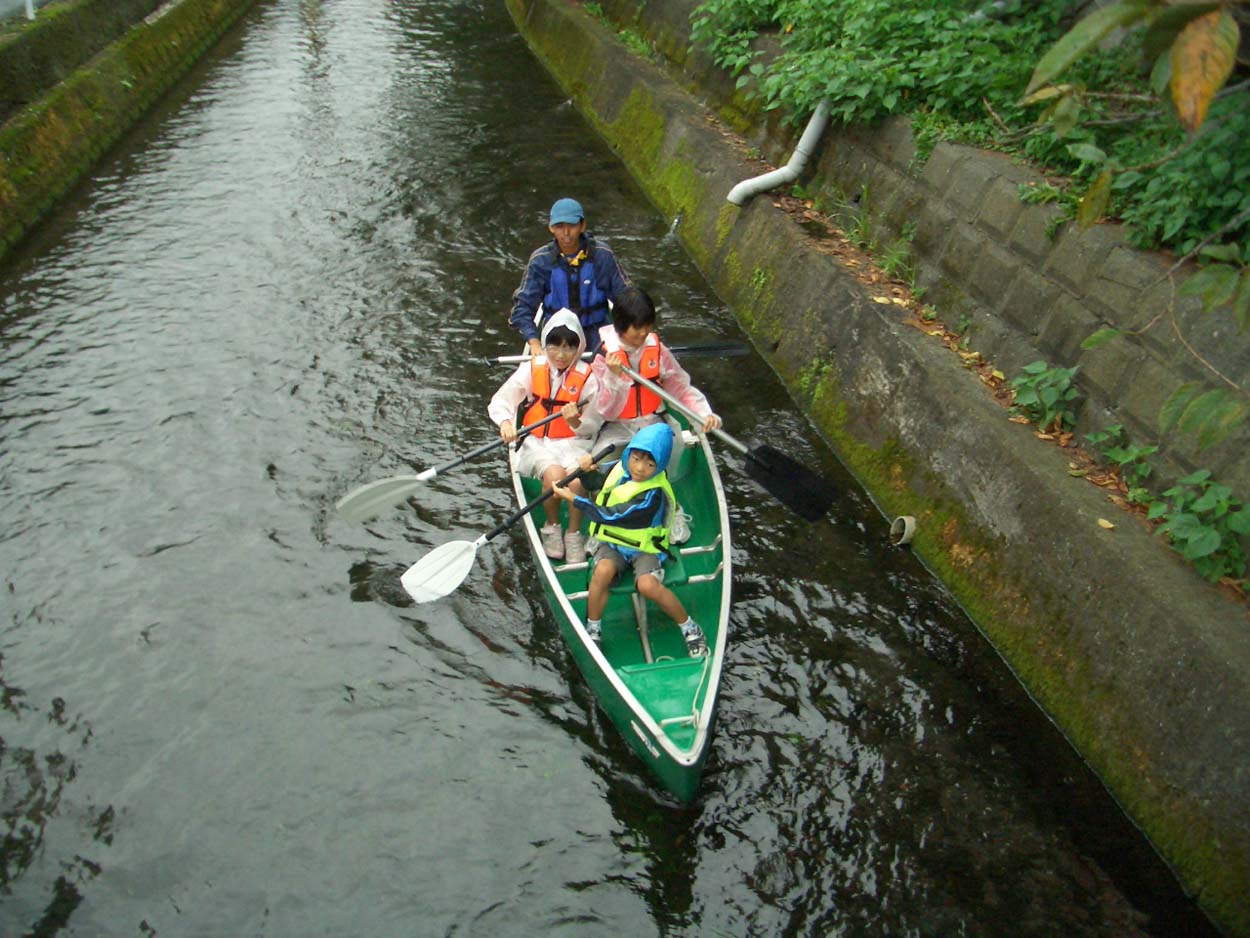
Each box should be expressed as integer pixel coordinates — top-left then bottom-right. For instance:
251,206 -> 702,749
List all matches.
682,620 -> 708,657
585,619 -> 602,644
541,522 -> 564,559
670,506 -> 692,544
564,528 -> 585,559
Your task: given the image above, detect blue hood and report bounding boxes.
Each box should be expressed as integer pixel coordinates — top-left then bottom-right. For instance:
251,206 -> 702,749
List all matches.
622,422 -> 673,477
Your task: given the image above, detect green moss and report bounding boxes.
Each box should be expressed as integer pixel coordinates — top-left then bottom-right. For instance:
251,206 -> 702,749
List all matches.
715,201 -> 738,249
0,0 -> 260,261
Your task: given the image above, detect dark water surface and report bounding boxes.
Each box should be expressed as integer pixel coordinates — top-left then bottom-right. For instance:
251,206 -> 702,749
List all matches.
0,1 -> 1218,935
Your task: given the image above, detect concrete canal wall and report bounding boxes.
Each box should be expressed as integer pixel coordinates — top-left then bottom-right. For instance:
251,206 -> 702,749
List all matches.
504,0 -> 1249,932
0,0 -> 261,258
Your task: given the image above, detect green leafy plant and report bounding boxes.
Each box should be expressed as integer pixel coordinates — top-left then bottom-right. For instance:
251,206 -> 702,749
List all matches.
1148,470 -> 1250,582
1160,382 -> 1250,452
881,222 -> 917,283
1085,424 -> 1158,486
1009,360 -> 1080,431
619,27 -> 655,61
690,0 -> 1249,263
1018,181 -> 1064,205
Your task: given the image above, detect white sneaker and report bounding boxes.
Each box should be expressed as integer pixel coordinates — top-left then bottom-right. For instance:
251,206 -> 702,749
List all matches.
670,506 -> 692,544
585,620 -> 601,643
682,621 -> 708,657
541,522 -> 564,559
564,528 -> 585,559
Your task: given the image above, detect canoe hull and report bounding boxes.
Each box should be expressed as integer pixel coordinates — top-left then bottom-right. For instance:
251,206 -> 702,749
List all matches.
512,418 -> 731,801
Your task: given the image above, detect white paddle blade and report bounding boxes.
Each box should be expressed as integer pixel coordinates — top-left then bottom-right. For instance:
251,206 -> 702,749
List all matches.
335,475 -> 425,523
400,539 -> 480,603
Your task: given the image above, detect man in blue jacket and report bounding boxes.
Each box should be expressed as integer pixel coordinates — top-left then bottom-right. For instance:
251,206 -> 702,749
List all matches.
509,198 -> 630,357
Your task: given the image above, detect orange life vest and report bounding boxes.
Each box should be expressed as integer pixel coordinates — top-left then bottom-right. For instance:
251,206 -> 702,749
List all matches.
613,333 -> 662,419
522,360 -> 591,438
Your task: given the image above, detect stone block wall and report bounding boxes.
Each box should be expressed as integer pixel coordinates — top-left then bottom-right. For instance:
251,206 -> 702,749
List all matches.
820,123 -> 1250,493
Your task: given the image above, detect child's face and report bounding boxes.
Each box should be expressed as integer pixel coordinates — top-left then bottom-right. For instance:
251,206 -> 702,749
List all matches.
618,323 -> 653,350
546,339 -> 579,370
628,450 -> 658,482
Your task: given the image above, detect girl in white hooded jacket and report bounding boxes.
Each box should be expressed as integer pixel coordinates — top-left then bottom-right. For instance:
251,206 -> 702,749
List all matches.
488,309 -> 603,561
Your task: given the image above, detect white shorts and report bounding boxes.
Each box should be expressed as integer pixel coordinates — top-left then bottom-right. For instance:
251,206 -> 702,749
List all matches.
513,435 -> 594,480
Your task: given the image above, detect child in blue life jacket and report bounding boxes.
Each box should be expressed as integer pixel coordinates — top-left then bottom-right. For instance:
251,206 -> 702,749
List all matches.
591,286 -> 722,456
551,422 -> 708,657
509,197 -> 631,358
489,309 -> 603,561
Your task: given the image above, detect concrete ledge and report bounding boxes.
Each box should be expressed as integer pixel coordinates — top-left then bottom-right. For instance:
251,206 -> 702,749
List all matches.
0,0 -> 261,261
506,0 -> 1250,932
0,0 -> 163,122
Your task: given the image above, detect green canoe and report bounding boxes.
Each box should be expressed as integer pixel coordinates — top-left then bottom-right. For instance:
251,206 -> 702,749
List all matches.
510,418 -> 732,802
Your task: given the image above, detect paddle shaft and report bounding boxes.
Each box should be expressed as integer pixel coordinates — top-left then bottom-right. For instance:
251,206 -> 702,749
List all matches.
615,360 -> 836,521
486,340 -> 749,366
484,443 -> 616,541
335,397 -> 595,522
615,362 -> 748,458
431,398 -> 586,477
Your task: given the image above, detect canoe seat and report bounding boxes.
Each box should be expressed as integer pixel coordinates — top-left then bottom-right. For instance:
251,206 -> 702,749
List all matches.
616,657 -> 709,732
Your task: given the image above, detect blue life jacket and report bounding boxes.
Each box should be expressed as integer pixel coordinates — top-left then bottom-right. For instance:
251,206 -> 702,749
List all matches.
544,241 -> 610,333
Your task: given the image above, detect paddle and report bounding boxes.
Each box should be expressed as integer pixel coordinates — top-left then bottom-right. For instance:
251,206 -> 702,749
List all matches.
336,401 -> 589,523
400,444 -> 616,603
484,340 -> 750,366
615,361 -> 837,522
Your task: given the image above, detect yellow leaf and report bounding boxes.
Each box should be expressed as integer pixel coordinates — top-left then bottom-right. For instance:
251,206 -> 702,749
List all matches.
1170,10 -> 1238,133
873,296 -> 892,304
1098,518 -> 1116,530
1077,170 -> 1113,230
991,370 -> 1005,381
891,297 -> 908,306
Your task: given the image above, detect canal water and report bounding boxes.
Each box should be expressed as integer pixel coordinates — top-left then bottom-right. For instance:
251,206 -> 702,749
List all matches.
0,0 -> 1218,935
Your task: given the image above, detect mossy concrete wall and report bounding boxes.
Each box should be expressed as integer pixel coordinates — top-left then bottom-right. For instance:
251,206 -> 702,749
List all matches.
0,0 -> 163,122
0,0 -> 261,261
505,0 -> 1250,933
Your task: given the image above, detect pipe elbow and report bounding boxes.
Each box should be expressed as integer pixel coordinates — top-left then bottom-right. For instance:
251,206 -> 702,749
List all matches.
725,101 -> 832,206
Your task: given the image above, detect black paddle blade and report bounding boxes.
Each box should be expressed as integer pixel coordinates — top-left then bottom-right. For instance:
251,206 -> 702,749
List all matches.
744,445 -> 837,521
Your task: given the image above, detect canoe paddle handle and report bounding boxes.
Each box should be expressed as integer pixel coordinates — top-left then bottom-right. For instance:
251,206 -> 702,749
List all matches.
616,362 -> 749,458
483,444 -> 616,542
486,341 -> 750,366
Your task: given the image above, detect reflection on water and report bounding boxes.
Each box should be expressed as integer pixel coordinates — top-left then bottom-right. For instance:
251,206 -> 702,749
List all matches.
0,0 -> 1216,935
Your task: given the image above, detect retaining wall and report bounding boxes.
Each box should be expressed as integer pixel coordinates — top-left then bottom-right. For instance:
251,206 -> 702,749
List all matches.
505,0 -> 1250,932
0,0 -> 261,258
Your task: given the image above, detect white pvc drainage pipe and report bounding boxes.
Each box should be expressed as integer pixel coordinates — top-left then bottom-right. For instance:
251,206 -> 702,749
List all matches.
726,100 -> 831,205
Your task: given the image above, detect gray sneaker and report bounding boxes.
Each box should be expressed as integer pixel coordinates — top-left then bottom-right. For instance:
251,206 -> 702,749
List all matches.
564,528 -> 586,559
585,620 -> 602,644
541,522 -> 564,559
682,621 -> 708,657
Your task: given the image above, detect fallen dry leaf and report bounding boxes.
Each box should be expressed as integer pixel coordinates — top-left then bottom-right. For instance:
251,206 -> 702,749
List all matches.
1098,518 -> 1116,530
873,296 -> 892,304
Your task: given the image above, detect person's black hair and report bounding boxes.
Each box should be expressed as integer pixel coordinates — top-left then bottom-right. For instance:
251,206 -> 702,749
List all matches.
545,325 -> 580,348
611,286 -> 657,331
